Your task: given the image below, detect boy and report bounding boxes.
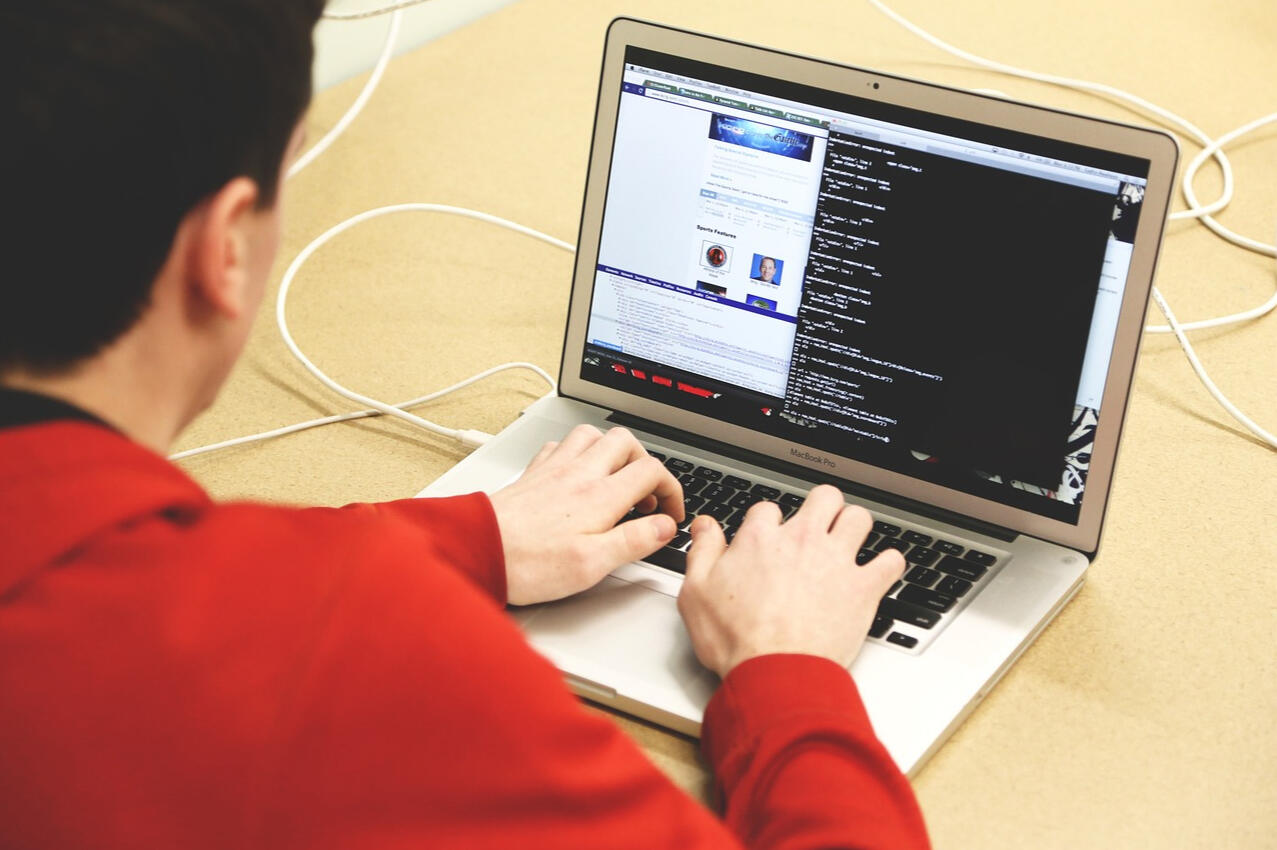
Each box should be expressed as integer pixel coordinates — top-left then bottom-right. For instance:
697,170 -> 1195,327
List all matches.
0,2 -> 928,847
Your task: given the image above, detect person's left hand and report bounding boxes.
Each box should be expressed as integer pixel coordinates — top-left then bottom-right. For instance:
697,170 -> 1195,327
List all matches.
488,425 -> 685,605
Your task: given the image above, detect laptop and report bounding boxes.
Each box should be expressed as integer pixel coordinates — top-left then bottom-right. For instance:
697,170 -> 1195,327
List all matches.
420,17 -> 1177,775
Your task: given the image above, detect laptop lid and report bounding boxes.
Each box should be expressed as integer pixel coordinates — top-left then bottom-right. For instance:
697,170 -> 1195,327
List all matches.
558,18 -> 1177,556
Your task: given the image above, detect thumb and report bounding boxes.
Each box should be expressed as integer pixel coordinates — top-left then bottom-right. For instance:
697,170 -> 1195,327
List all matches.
593,513 -> 677,572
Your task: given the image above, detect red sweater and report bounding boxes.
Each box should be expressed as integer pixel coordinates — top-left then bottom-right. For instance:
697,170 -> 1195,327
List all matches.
0,418 -> 929,849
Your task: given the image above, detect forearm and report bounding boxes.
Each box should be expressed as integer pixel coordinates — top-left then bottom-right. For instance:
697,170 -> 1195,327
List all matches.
303,492 -> 508,602
703,655 -> 931,850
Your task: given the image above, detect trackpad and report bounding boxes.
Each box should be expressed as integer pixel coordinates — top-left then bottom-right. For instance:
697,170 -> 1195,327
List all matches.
521,577 -> 714,708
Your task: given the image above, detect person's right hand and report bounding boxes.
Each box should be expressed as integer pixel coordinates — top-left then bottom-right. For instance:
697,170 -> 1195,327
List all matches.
676,484 -> 906,678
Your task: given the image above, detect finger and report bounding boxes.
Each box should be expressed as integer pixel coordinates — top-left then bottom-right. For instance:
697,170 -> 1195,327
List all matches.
579,426 -> 652,475
632,493 -> 658,515
789,484 -> 846,530
864,548 -> 907,593
829,503 -> 874,547
549,424 -> 605,463
607,454 -> 685,522
525,440 -> 559,471
684,515 -> 726,586
590,512 -> 678,574
739,499 -> 782,531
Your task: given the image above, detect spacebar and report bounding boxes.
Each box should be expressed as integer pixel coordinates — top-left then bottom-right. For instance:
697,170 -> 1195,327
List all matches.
641,546 -> 688,575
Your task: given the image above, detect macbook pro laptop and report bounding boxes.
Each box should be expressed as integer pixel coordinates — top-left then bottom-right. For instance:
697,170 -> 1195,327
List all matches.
420,18 -> 1177,775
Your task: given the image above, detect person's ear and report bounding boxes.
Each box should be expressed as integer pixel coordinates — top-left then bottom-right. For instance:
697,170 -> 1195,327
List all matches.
185,177 -> 261,319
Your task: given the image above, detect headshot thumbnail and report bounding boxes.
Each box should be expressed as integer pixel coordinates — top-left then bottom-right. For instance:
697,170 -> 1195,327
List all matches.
750,254 -> 783,284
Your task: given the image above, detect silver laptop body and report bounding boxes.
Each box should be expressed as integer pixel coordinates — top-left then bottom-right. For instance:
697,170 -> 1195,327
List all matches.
421,18 -> 1177,775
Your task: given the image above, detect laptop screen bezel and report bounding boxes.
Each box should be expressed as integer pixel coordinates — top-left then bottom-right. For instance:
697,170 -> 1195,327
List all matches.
558,17 -> 1178,555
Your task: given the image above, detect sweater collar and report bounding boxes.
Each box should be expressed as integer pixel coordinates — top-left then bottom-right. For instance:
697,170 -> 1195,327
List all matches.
0,386 -> 116,432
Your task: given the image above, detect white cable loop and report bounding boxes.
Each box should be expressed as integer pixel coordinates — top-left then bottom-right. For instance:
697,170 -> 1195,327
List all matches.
273,204 -> 572,444
288,9 -> 403,180
1174,111 -> 1277,255
172,205 -> 569,462
1145,111 -> 1277,333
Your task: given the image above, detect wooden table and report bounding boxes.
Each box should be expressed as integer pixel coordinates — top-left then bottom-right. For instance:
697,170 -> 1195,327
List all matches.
175,0 -> 1277,845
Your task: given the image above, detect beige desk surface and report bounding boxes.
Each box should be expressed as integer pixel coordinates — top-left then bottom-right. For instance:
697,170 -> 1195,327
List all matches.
175,0 -> 1277,846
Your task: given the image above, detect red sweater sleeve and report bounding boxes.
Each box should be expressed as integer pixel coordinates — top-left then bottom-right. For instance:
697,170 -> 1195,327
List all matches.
298,492 -> 508,602
703,654 -> 932,850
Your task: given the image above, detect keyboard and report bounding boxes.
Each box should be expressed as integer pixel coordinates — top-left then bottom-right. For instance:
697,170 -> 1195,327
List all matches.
630,448 -> 1005,654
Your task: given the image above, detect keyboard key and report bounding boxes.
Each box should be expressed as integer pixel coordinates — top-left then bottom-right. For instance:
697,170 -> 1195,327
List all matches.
863,531 -> 880,548
936,555 -> 987,582
936,575 -> 973,598
723,475 -> 752,490
932,539 -> 964,555
901,530 -> 932,546
678,473 -> 708,495
723,525 -> 739,543
874,537 -> 910,553
693,466 -> 722,481
869,614 -> 893,639
751,484 -> 781,500
677,514 -> 695,531
964,549 -> 997,566
683,494 -> 706,514
887,631 -> 919,649
898,584 -> 957,613
647,450 -> 667,462
904,566 -> 940,587
669,531 -> 692,550
704,503 -> 735,522
905,545 -> 940,566
880,597 -> 941,629
700,483 -> 734,503
779,503 -> 799,520
873,520 -> 902,536
779,493 -> 805,510
728,491 -> 761,510
889,580 -> 903,595
856,547 -> 876,565
665,457 -> 694,473
642,546 -> 687,574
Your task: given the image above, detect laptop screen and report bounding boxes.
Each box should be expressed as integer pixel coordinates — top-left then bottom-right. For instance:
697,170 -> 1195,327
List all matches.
578,47 -> 1150,526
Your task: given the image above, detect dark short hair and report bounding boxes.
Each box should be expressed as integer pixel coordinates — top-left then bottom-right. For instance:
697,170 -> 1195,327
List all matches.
0,0 -> 326,373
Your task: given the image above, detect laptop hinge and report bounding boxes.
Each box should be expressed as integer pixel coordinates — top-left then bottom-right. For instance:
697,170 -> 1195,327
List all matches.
608,410 -> 1019,543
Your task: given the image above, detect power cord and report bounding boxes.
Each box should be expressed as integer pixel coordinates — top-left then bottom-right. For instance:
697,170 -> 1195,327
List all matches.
322,0 -> 439,21
273,203 -> 572,449
170,204 -> 569,462
289,9 -> 404,179
169,361 -> 554,460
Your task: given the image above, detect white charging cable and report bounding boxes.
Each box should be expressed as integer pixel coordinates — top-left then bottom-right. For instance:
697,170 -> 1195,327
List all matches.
171,204 -> 569,462
169,360 -> 554,461
322,0 -> 438,21
272,204 -> 572,448
289,9 -> 403,180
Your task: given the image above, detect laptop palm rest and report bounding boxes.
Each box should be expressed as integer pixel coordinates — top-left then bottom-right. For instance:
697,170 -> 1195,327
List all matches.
517,575 -> 717,728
